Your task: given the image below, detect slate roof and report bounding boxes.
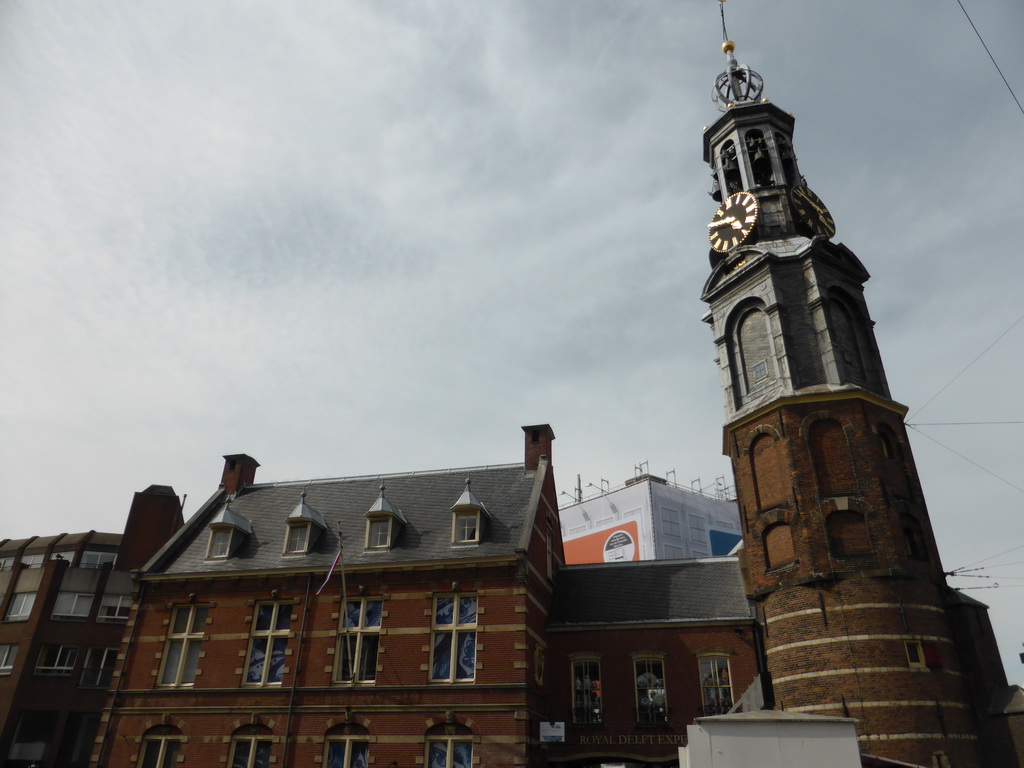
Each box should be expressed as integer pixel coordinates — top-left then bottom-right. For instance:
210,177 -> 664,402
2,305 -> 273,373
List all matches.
548,558 -> 753,626
153,463 -> 537,576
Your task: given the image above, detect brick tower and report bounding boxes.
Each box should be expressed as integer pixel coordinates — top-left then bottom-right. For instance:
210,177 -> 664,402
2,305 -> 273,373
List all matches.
698,40 -> 988,767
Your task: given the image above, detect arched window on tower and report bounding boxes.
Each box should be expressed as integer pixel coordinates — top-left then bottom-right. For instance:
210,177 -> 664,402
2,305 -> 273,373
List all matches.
901,514 -> 929,562
764,523 -> 795,569
750,433 -> 784,511
735,307 -> 775,400
774,132 -> 797,186
829,296 -> 866,383
745,130 -> 774,187
826,511 -> 871,557
808,419 -> 854,496
719,140 -> 742,195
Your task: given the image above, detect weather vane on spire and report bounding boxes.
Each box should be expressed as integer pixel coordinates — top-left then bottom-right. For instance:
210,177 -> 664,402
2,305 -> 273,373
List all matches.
712,0 -> 764,111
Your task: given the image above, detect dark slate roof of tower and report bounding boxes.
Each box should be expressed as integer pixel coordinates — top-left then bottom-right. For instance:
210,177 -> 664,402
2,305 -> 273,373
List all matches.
153,462 -> 536,576
548,558 -> 753,626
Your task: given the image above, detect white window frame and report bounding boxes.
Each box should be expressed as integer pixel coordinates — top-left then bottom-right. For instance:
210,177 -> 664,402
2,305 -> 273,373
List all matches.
452,511 -> 480,544
5,592 -> 36,621
98,594 -> 131,622
429,595 -> 477,683
336,599 -> 383,684
365,518 -> 391,549
324,737 -> 369,768
36,644 -> 78,675
139,736 -> 181,768
426,738 -> 473,768
0,556 -> 13,571
0,643 -> 17,674
159,604 -> 208,686
229,737 -> 273,768
207,528 -> 232,559
20,553 -> 44,569
80,550 -> 117,569
284,522 -> 310,554
244,603 -> 292,686
52,591 -> 94,619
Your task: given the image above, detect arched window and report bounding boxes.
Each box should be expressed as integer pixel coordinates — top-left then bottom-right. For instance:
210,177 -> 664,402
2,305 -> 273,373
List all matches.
139,726 -> 182,768
774,132 -> 797,186
229,725 -> 273,768
426,723 -> 473,768
324,724 -> 369,768
745,130 -> 774,187
719,140 -> 742,195
827,511 -> 870,557
736,308 -> 775,397
829,299 -> 866,382
901,514 -> 928,562
750,433 -> 784,510
764,523 -> 795,569
808,419 -> 853,495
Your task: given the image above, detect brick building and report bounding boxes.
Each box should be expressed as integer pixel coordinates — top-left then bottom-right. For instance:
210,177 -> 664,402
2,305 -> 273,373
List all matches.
698,40 -> 1022,767
0,484 -> 183,768
93,427 -> 770,768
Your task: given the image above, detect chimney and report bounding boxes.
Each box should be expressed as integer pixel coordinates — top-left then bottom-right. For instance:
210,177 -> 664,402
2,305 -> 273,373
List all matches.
522,424 -> 554,471
221,454 -> 260,495
119,485 -> 184,571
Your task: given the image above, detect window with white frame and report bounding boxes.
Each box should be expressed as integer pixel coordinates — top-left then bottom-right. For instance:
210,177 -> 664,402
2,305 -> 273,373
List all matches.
634,658 -> 668,724
571,659 -> 603,724
699,656 -> 733,715
36,644 -> 78,675
81,646 -> 118,688
0,556 -> 13,571
159,604 -> 208,686
452,511 -> 480,544
245,603 -> 292,685
229,735 -> 272,768
336,599 -> 382,683
139,729 -> 182,768
20,553 -> 44,568
430,595 -> 477,682
53,591 -> 94,620
325,737 -> 369,768
284,523 -> 310,554
427,737 -> 472,768
5,592 -> 35,621
366,518 -> 391,549
207,528 -> 232,559
98,594 -> 131,622
0,643 -> 17,674
80,550 -> 117,569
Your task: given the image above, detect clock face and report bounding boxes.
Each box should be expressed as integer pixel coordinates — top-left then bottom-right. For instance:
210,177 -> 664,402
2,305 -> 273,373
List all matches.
791,185 -> 836,238
708,192 -> 759,253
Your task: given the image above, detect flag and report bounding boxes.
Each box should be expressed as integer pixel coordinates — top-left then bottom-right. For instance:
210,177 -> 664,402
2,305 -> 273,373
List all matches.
317,529 -> 343,595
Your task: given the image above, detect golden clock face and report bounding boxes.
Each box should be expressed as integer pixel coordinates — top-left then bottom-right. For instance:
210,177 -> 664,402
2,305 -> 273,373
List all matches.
708,192 -> 758,253
791,185 -> 836,238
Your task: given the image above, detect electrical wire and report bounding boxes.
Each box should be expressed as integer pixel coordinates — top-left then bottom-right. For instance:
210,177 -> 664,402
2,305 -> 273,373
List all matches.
955,0 -> 1024,119
907,425 -> 1024,495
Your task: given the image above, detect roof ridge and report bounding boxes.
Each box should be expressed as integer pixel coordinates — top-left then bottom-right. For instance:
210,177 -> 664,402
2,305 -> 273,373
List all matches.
245,462 -> 524,490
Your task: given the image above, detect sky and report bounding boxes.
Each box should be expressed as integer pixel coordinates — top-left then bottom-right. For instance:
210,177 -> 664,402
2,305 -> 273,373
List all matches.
1,1 -> 1022,679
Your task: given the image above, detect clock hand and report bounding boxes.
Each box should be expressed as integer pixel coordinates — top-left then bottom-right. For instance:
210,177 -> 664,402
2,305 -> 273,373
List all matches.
708,216 -> 737,230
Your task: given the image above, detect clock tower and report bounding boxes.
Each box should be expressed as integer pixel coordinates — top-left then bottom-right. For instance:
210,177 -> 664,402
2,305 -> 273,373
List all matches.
699,39 -> 997,767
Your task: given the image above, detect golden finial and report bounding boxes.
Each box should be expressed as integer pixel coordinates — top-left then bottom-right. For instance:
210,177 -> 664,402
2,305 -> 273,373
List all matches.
722,40 -> 735,54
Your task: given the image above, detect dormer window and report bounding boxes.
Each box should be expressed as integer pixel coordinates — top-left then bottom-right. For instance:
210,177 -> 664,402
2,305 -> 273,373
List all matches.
205,503 -> 253,560
364,484 -> 406,551
283,491 -> 326,555
450,478 -> 490,546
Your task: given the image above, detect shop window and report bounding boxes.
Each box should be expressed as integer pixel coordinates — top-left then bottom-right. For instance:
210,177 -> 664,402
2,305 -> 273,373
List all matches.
430,595 -> 477,682
336,599 -> 383,683
572,659 -> 603,724
159,604 -> 209,686
635,659 -> 668,724
245,603 -> 292,685
53,591 -> 94,620
5,592 -> 36,621
699,656 -> 733,715
7,710 -> 58,767
325,737 -> 369,768
36,644 -> 78,675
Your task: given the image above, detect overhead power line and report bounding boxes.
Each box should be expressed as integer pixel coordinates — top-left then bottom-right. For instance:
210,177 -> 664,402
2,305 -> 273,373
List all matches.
955,0 -> 1024,119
